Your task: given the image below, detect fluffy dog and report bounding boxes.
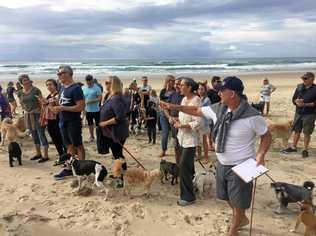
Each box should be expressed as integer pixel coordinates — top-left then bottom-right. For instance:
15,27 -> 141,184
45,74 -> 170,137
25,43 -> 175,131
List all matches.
193,168 -> 216,199
271,181 -> 315,214
160,159 -> 179,185
8,141 -> 22,167
291,201 -> 316,235
268,120 -> 293,148
69,156 -> 109,198
113,159 -> 161,197
251,102 -> 265,114
0,117 -> 26,146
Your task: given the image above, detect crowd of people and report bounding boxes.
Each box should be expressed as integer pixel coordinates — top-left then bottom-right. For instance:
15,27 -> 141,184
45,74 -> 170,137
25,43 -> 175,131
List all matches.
0,65 -> 315,236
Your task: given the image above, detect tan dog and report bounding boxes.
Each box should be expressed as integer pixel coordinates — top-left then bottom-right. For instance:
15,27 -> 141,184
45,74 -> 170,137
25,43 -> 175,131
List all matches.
291,201 -> 316,236
0,118 -> 27,146
268,119 -> 293,148
113,160 -> 161,197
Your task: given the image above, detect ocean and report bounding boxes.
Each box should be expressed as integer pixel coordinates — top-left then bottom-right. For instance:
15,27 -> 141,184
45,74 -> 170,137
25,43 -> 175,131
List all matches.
0,57 -> 315,79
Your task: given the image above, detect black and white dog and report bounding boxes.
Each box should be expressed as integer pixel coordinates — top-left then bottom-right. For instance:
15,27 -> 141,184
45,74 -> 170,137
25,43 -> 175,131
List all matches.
271,181 -> 315,214
251,101 -> 265,114
69,156 -> 109,197
8,141 -> 22,167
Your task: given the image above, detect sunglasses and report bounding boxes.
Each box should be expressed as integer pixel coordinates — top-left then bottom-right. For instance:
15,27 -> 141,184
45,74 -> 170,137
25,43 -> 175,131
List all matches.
105,81 -> 111,85
302,77 -> 310,81
57,71 -> 66,76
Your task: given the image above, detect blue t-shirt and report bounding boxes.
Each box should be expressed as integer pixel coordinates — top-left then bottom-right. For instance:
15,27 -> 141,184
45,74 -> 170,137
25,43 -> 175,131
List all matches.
59,83 -> 84,122
82,84 -> 102,112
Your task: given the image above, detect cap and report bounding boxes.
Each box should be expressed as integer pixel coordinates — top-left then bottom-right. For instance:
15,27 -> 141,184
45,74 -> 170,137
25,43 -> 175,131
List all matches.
85,74 -> 93,81
219,76 -> 244,94
58,65 -> 73,76
301,72 -> 315,80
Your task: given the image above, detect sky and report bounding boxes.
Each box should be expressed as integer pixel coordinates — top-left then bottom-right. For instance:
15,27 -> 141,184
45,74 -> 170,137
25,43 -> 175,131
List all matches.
0,0 -> 316,60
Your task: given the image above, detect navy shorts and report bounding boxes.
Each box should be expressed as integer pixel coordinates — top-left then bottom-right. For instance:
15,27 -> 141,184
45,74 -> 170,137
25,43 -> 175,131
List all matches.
61,120 -> 83,147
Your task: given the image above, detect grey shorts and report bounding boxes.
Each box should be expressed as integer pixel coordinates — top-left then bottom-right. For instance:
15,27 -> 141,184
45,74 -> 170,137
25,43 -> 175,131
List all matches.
292,113 -> 316,135
216,162 -> 253,209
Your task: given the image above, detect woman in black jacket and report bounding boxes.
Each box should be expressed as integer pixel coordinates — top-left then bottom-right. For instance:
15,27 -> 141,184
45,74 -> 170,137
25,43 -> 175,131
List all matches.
99,76 -> 129,172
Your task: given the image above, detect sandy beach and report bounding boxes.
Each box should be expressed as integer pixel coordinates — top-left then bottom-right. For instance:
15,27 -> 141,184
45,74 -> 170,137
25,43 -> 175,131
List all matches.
0,71 -> 315,236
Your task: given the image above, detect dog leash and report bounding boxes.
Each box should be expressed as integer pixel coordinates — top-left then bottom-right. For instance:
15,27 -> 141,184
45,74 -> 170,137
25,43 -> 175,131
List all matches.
103,126 -> 146,170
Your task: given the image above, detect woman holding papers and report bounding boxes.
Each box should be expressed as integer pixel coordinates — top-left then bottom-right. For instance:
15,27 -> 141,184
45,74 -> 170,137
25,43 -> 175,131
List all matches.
161,76 -> 271,236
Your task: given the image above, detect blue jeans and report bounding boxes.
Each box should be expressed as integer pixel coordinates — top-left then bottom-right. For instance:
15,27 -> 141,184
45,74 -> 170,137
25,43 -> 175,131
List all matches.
160,114 -> 170,152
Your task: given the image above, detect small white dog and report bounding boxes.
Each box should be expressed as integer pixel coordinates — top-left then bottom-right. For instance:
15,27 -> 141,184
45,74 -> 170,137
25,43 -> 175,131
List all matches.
193,169 -> 216,198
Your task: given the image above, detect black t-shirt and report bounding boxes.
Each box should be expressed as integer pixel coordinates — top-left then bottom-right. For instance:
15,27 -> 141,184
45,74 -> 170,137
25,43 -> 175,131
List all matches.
292,83 -> 316,115
59,83 -> 84,122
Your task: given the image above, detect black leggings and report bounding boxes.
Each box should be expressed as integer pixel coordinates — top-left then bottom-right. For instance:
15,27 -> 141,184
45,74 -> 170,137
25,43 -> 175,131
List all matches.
147,126 -> 156,142
47,119 -> 66,157
109,138 -> 127,170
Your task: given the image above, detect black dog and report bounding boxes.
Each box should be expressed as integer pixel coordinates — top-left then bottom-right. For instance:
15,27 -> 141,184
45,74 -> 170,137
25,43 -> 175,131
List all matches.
8,142 -> 22,167
251,102 -> 265,114
160,159 -> 179,185
271,181 -> 315,214
69,156 -> 108,190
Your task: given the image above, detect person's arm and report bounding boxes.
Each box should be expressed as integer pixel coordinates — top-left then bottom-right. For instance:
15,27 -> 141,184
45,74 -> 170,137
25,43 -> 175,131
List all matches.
256,130 -> 272,166
86,95 -> 102,104
57,100 -> 85,113
271,85 -> 276,93
160,101 -> 203,117
292,87 -> 299,106
99,97 -> 126,127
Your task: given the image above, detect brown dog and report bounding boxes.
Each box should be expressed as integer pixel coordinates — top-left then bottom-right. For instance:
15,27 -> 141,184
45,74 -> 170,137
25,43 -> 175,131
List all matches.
113,160 -> 161,197
0,118 -> 27,146
291,201 -> 316,236
268,119 -> 293,148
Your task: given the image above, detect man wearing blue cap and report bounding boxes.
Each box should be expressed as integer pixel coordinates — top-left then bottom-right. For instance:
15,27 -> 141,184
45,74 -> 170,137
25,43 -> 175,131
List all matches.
161,76 -> 271,236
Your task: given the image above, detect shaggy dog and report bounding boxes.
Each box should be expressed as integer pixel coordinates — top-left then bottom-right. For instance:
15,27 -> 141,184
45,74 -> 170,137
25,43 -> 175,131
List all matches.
0,117 -> 26,146
268,120 -> 293,148
113,159 -> 161,197
271,181 -> 315,214
160,159 -> 179,185
193,168 -> 216,199
291,201 -> 316,235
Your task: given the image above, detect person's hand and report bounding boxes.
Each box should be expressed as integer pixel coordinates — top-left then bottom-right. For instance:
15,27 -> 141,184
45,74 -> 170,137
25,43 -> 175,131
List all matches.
99,121 -> 108,127
173,121 -> 181,129
256,154 -> 265,166
295,99 -> 304,107
160,101 -> 170,110
52,106 -> 63,114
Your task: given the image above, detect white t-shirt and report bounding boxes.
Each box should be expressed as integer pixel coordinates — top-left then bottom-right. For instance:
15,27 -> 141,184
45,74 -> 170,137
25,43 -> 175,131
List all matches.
201,106 -> 268,165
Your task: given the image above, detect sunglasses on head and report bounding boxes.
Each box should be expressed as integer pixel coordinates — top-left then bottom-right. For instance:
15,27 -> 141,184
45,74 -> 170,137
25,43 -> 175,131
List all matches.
57,71 -> 66,76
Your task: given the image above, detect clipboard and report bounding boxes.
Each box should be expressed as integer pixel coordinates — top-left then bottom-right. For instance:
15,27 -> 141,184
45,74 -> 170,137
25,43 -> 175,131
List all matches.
232,159 -> 269,183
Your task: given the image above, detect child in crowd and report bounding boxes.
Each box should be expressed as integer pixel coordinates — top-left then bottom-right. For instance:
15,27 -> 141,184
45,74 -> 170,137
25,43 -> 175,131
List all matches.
149,89 -> 161,130
146,101 -> 157,144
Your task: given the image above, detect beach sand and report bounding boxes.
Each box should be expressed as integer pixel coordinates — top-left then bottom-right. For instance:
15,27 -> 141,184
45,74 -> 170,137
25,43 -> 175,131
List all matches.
0,71 -> 315,236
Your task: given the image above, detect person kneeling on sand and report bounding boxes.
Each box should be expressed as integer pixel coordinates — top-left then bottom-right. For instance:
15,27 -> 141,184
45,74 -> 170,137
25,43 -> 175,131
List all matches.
161,76 -> 271,236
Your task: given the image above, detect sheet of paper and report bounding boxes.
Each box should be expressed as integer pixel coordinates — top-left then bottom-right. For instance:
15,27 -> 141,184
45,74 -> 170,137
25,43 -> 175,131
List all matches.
232,159 -> 269,183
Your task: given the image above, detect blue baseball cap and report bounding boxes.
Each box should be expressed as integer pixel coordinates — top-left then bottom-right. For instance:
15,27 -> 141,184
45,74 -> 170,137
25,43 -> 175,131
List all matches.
219,76 -> 244,94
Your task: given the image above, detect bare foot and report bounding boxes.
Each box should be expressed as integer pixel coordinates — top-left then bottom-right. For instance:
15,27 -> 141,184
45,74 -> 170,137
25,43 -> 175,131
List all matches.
240,216 -> 249,228
159,151 -> 166,157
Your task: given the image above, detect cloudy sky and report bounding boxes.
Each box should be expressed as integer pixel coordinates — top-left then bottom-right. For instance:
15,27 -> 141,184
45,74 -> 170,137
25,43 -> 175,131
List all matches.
0,0 -> 316,60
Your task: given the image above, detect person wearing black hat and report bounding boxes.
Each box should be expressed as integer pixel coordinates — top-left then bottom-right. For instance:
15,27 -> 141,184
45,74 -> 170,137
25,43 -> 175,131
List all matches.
282,72 -> 316,158
161,76 -> 271,236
